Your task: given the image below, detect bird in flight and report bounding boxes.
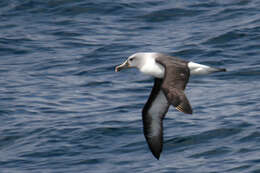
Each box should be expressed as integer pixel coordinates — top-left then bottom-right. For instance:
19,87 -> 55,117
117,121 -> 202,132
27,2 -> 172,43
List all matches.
115,52 -> 226,159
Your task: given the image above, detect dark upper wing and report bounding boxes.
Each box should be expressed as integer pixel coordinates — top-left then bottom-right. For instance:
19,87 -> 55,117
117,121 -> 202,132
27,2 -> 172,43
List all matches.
156,55 -> 193,114
142,78 -> 169,159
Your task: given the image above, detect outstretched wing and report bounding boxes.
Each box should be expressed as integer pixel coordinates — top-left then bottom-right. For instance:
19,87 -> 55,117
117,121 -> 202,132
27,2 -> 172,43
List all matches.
142,78 -> 169,159
156,55 -> 193,114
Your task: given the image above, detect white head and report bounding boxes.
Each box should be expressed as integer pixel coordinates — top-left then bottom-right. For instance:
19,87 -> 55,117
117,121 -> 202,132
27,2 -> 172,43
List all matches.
115,52 -> 165,78
115,53 -> 148,72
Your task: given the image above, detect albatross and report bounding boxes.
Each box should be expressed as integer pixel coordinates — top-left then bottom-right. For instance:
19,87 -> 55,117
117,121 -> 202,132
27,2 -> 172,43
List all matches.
115,52 -> 226,159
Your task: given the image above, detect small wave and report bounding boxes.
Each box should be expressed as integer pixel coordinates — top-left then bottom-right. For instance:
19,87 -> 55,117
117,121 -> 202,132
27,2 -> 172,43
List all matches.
203,30 -> 246,46
140,8 -> 205,22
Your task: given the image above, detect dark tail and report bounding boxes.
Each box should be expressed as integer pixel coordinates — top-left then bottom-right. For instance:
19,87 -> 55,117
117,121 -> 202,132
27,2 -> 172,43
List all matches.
210,67 -> 227,73
217,68 -> 226,72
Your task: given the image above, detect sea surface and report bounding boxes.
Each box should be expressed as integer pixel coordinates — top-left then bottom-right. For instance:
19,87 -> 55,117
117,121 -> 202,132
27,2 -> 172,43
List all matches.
0,0 -> 260,172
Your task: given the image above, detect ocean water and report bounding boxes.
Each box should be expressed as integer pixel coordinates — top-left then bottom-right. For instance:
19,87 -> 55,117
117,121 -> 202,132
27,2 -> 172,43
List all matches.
0,0 -> 260,172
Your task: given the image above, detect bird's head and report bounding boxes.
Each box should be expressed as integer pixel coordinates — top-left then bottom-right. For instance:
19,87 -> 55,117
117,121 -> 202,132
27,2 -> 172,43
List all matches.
115,53 -> 148,72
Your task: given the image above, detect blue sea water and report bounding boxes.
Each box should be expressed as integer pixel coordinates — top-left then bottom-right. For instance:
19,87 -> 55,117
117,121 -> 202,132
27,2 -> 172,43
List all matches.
0,0 -> 260,172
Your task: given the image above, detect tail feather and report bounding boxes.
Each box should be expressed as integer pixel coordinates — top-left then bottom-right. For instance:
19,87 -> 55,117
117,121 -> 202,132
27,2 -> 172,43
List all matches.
188,62 -> 226,75
211,67 -> 226,73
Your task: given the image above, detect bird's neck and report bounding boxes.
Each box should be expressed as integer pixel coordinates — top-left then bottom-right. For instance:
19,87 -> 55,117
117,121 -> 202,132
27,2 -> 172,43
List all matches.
139,58 -> 165,78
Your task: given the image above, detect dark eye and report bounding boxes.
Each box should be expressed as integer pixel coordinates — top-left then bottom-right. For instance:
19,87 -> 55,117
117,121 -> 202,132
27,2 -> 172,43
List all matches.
129,58 -> 134,61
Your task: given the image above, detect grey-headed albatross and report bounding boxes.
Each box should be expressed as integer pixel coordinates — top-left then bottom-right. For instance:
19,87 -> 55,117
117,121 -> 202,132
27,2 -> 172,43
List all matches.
115,52 -> 226,159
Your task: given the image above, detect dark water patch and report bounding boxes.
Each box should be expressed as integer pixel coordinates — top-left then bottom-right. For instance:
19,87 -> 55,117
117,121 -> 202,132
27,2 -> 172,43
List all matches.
48,1 -> 128,17
0,159 -> 35,168
190,147 -> 231,159
83,81 -> 112,87
118,140 -> 145,154
0,37 -> 33,44
232,44 -> 260,53
226,165 -> 251,172
141,8 -> 205,22
200,49 -> 223,58
252,169 -> 260,173
86,126 -> 136,137
172,48 -> 204,57
0,47 -> 30,56
61,41 -> 95,48
79,158 -> 105,165
238,132 -> 260,143
203,30 -> 247,46
0,135 -> 24,149
251,158 -> 260,164
220,6 -> 259,16
223,67 -> 260,81
188,1 -> 219,8
100,120 -> 131,126
51,30 -> 83,38
20,148 -> 71,158
238,148 -> 253,154
166,127 -> 241,150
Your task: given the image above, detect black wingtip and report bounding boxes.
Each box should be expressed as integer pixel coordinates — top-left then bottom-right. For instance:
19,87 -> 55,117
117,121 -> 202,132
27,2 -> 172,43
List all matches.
147,139 -> 162,160
152,152 -> 161,160
220,68 -> 227,72
214,67 -> 226,72
149,145 -> 162,160
210,67 -> 227,73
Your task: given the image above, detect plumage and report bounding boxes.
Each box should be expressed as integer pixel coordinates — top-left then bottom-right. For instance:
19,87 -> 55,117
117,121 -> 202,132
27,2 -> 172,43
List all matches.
142,78 -> 169,159
115,52 -> 226,159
